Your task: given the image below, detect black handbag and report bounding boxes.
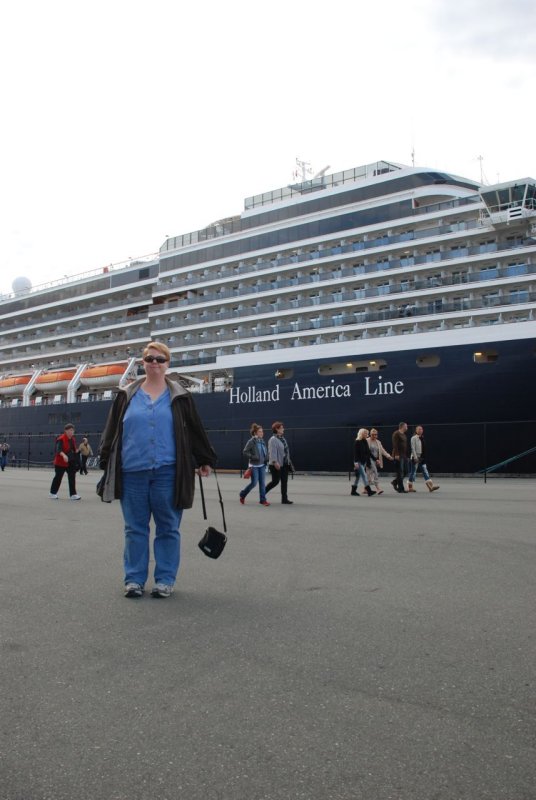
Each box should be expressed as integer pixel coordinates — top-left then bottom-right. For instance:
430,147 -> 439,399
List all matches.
198,471 -> 227,559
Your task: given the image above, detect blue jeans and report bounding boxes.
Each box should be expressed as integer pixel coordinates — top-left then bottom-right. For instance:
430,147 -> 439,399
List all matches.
120,466 -> 183,587
240,465 -> 267,502
352,463 -> 369,488
409,460 -> 431,482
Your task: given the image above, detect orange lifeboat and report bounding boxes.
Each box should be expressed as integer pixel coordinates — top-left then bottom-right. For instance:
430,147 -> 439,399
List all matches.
0,374 -> 32,397
80,363 -> 127,388
35,369 -> 76,393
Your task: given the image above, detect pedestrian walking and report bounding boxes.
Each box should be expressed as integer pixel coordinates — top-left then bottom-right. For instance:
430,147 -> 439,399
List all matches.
409,425 -> 440,492
391,422 -> 409,493
0,442 -> 10,471
78,437 -> 93,475
49,423 -> 81,500
239,423 -> 270,506
98,341 -> 216,598
351,429 -> 376,496
265,421 -> 294,504
366,428 -> 394,494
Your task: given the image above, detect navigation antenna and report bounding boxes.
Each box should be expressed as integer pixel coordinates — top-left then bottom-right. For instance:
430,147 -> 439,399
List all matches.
477,155 -> 489,185
293,158 -> 313,182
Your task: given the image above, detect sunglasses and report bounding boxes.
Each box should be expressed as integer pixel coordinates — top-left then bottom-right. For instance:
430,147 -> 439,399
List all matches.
143,355 -> 168,364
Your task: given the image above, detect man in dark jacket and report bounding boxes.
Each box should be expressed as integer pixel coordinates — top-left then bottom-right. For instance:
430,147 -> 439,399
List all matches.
391,421 -> 409,493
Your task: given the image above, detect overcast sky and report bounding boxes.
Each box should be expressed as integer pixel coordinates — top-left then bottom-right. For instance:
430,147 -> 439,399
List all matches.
1,0 -> 535,297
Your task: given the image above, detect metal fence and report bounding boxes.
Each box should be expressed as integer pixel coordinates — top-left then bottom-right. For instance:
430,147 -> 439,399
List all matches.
2,421 -> 535,476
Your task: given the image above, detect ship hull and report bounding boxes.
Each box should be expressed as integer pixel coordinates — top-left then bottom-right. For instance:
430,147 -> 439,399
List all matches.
1,338 -> 534,474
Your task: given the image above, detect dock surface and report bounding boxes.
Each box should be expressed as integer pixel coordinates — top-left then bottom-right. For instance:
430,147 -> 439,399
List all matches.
1,470 -> 535,800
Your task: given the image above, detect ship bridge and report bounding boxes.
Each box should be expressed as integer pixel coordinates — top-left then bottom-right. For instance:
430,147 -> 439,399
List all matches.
481,179 -> 536,229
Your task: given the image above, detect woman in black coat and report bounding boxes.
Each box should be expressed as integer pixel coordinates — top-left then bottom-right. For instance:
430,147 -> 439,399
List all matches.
351,428 -> 376,496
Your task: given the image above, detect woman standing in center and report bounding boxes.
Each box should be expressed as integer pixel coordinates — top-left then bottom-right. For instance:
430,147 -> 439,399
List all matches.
239,423 -> 269,506
351,428 -> 376,496
98,341 -> 216,598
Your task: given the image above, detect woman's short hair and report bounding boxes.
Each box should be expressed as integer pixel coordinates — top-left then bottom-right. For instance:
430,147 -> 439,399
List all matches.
271,421 -> 284,433
250,423 -> 262,435
369,428 -> 378,436
142,341 -> 171,361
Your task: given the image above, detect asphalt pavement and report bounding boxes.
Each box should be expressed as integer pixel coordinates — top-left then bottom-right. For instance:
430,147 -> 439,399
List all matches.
1,468 -> 535,800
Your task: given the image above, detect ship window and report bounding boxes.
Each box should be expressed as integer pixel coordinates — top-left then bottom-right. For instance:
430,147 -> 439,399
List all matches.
318,359 -> 386,375
275,368 -> 294,379
473,350 -> 498,364
416,354 -> 440,368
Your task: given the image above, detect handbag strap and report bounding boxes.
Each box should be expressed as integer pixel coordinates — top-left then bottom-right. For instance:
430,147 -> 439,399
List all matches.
198,469 -> 227,533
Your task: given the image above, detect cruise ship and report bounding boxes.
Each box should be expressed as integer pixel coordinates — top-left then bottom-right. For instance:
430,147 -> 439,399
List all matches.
1,160 -> 535,473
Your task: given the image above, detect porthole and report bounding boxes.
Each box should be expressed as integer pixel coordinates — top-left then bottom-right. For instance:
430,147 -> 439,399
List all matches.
275,368 -> 294,379
473,350 -> 498,364
416,354 -> 440,368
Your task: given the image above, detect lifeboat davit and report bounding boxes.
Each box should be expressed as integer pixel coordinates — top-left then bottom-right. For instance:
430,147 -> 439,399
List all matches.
0,374 -> 32,397
80,363 -> 126,388
35,370 -> 76,394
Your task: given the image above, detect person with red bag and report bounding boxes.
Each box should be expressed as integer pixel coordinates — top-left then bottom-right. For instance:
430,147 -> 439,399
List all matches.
49,423 -> 81,500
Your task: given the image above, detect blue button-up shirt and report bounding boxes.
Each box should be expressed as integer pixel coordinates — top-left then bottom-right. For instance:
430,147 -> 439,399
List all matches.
121,388 -> 176,472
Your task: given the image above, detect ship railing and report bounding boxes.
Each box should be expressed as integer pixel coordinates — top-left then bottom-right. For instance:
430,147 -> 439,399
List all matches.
156,228 -> 533,298
155,291 -> 535,346
150,264 -> 536,332
157,216 -> 487,289
155,254 -> 534,313
0,254 -> 158,302
149,292 -> 536,353
2,282 -> 534,370
1,306 -> 150,337
483,199 -> 536,215
160,165 -> 402,251
478,445 -> 536,482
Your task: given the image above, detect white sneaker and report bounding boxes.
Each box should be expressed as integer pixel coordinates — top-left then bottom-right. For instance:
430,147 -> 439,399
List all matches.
49,493 -> 59,499
124,582 -> 144,598
70,494 -> 81,501
151,583 -> 173,598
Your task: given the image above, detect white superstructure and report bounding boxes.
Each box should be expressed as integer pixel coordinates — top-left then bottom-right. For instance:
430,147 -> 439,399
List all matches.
1,161 -> 535,406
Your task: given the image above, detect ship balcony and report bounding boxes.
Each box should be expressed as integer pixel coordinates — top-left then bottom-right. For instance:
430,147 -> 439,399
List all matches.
149,242 -> 536,322
150,262 -> 536,336
0,316 -> 150,347
162,305 -> 535,369
156,217 -> 488,292
0,333 -> 149,369
152,292 -> 536,358
0,301 -> 150,336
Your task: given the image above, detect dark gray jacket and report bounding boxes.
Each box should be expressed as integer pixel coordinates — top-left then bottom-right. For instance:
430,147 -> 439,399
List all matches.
98,377 -> 216,508
243,436 -> 268,465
